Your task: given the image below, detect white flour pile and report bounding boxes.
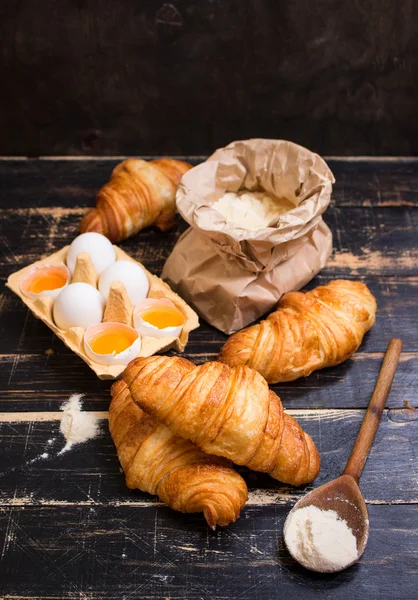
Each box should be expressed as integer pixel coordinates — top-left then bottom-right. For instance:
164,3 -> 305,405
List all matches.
284,505 -> 358,572
212,190 -> 291,230
59,394 -> 100,453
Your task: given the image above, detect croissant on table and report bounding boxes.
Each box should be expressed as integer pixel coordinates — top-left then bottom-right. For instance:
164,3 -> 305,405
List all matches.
123,356 -> 320,486
80,158 -> 192,242
109,380 -> 248,528
219,279 -> 376,383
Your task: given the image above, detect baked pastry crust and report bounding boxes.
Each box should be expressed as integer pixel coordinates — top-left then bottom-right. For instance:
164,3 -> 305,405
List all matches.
123,357 -> 320,485
80,158 -> 191,241
219,280 -> 376,383
109,380 -> 248,528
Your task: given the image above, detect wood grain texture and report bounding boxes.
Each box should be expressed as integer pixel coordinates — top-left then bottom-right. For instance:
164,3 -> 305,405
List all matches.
0,158 -> 417,599
0,504 -> 417,599
0,409 -> 416,508
0,351 -> 417,412
343,338 -> 403,482
2,276 -> 418,353
1,158 -> 418,209
1,207 -> 417,276
1,2 -> 418,156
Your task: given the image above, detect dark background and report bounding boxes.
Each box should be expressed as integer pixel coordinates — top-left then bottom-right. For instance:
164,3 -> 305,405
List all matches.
1,0 -> 417,157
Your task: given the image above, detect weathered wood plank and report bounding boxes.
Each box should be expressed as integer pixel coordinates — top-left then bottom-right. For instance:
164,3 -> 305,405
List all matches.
1,159 -> 418,210
324,207 -> 418,276
0,504 -> 416,600
1,205 -> 417,279
0,409 -> 416,507
328,158 -> 418,207
1,275 -> 417,370
0,351 -> 415,412
0,159 -> 417,598
0,159 -> 199,210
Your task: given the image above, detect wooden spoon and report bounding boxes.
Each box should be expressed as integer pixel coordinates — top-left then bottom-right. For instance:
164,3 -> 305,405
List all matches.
284,338 -> 403,573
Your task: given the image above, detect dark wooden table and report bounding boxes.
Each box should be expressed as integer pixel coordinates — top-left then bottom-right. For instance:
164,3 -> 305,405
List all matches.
0,158 -> 417,600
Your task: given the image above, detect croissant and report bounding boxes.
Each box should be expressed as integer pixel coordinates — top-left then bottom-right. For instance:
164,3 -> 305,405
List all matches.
80,158 -> 192,242
123,357 -> 320,486
109,380 -> 248,528
219,279 -> 376,383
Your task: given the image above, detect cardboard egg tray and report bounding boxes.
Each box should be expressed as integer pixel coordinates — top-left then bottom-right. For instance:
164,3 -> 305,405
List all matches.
6,245 -> 199,380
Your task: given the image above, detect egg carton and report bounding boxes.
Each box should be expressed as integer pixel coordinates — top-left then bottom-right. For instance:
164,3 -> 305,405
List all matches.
6,245 -> 200,380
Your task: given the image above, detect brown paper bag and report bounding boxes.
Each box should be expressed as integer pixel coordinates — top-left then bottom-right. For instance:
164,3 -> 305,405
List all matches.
162,139 -> 335,333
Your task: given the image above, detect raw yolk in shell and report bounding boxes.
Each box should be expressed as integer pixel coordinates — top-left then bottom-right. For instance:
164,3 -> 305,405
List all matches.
28,272 -> 68,294
90,330 -> 137,355
140,306 -> 184,329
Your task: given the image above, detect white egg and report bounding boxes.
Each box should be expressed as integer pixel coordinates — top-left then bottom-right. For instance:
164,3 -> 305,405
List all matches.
134,298 -> 185,339
66,233 -> 116,275
20,263 -> 70,300
99,260 -> 150,305
84,322 -> 141,366
53,283 -> 105,330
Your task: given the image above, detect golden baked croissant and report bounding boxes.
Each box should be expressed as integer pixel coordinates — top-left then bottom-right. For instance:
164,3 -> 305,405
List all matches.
219,279 -> 376,383
109,380 -> 247,528
123,357 -> 320,486
80,158 -> 192,242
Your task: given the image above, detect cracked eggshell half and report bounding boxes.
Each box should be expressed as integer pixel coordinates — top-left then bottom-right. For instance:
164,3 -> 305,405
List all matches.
134,298 -> 185,339
84,322 -> 141,366
53,282 -> 105,330
20,263 -> 70,300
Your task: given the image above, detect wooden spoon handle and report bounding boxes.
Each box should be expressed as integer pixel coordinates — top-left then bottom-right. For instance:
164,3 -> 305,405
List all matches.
343,338 -> 403,483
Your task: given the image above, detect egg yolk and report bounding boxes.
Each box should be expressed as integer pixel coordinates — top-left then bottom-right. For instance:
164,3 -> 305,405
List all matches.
141,306 -> 185,329
28,272 -> 68,294
90,331 -> 137,355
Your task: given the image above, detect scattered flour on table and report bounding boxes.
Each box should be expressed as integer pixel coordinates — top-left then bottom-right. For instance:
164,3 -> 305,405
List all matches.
284,505 -> 358,572
59,394 -> 100,453
28,452 -> 49,464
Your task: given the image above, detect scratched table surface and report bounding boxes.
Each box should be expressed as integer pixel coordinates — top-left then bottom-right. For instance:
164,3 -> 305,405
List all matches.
0,157 -> 417,600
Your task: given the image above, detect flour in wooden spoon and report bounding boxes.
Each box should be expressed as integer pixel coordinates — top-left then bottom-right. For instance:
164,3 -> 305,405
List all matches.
59,394 -> 99,453
284,505 -> 358,572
